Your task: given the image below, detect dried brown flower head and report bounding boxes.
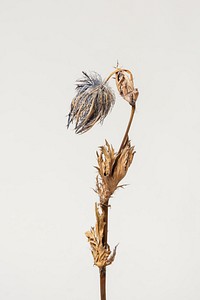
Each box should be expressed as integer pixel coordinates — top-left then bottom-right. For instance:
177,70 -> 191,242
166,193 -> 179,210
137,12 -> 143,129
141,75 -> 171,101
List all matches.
67,72 -> 115,134
96,139 -> 135,205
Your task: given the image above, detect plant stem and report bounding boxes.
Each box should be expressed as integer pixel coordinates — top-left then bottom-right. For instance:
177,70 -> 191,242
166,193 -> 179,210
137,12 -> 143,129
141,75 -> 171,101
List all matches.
104,68 -> 133,84
118,104 -> 135,154
98,69 -> 137,300
104,68 -> 136,154
100,267 -> 106,300
99,204 -> 109,300
98,105 -> 135,300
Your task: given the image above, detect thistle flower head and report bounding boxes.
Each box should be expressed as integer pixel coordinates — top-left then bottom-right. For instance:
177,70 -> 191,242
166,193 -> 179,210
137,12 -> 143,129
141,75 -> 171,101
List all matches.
67,72 -> 115,134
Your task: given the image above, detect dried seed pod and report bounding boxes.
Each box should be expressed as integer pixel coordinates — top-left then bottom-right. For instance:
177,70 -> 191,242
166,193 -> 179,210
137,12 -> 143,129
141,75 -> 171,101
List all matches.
115,69 -> 139,106
67,72 -> 115,134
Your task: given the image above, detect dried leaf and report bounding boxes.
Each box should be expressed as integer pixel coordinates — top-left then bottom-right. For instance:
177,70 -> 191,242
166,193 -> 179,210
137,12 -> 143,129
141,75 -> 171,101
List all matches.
107,244 -> 118,266
85,203 -> 117,268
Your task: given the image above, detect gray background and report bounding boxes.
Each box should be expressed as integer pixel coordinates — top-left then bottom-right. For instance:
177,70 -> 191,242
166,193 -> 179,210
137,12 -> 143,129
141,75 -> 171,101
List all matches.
0,0 -> 200,299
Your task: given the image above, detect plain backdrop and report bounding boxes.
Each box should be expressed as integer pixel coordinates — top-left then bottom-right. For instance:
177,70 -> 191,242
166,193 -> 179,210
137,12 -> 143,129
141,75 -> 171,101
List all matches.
0,0 -> 200,299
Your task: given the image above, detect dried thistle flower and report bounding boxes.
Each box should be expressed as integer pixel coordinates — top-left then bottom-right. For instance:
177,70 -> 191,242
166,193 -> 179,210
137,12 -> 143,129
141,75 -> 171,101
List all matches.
67,72 -> 115,134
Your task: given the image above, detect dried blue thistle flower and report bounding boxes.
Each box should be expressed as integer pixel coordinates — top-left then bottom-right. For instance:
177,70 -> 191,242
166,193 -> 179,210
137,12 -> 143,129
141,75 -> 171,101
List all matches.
67,72 -> 115,134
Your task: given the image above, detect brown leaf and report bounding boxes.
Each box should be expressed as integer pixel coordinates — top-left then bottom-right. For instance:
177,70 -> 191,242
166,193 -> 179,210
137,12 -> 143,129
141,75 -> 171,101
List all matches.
85,203 -> 117,268
107,244 -> 119,266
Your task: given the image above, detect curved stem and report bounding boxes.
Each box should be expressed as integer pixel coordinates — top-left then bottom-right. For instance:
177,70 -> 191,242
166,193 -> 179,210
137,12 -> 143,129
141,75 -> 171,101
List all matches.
118,104 -> 135,153
104,68 -> 136,153
104,68 -> 133,84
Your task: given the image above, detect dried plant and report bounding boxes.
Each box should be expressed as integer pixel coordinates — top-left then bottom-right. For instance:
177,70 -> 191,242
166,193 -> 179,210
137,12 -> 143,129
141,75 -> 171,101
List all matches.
67,66 -> 139,300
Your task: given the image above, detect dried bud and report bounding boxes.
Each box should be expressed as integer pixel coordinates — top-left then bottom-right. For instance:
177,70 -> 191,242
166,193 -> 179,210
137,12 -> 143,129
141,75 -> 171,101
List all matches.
115,69 -> 139,106
67,72 -> 115,134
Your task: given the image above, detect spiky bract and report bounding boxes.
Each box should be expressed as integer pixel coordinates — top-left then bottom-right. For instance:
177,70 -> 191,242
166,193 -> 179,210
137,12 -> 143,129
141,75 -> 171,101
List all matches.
96,139 -> 135,204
